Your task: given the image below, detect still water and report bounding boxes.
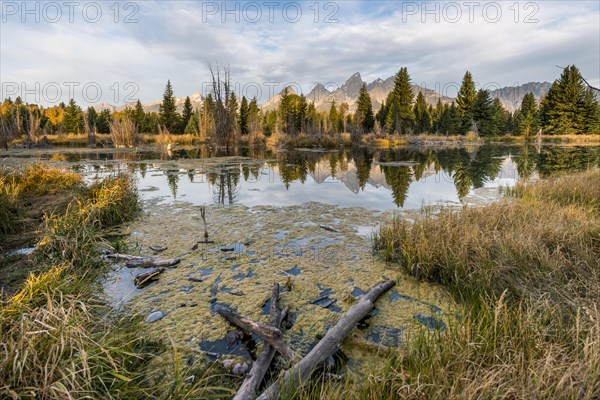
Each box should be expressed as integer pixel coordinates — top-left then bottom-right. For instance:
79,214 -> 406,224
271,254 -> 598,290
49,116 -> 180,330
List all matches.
4,143 -> 600,210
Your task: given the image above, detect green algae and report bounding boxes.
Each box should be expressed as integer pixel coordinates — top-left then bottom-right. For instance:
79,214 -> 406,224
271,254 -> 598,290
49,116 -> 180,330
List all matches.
109,200 -> 456,373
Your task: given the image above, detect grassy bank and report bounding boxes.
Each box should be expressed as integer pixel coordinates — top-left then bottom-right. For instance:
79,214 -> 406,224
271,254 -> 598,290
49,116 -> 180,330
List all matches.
366,169 -> 600,399
0,165 -> 149,399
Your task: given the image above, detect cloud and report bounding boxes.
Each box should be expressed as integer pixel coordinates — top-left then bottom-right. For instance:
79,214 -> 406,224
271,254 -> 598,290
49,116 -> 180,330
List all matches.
1,0 -> 598,106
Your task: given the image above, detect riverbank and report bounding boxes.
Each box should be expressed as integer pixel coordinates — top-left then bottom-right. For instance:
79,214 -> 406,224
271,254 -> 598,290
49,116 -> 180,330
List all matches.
8,132 -> 600,151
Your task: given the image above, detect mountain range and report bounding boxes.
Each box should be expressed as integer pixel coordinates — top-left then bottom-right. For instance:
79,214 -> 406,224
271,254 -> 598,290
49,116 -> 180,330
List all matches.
93,73 -> 553,115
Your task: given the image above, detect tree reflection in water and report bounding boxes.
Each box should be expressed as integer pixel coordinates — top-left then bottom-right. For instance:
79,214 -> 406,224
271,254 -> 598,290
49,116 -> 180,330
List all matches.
153,144 -> 600,207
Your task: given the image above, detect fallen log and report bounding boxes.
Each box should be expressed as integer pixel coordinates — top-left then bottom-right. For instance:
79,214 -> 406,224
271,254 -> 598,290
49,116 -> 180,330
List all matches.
319,225 -> 339,233
106,253 -> 180,268
234,283 -> 288,400
134,268 -> 164,288
256,280 -> 396,400
216,305 -> 295,362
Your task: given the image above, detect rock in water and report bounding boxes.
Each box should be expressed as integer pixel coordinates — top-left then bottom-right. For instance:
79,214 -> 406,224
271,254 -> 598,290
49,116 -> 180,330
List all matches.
233,362 -> 249,375
145,311 -> 165,323
150,245 -> 168,252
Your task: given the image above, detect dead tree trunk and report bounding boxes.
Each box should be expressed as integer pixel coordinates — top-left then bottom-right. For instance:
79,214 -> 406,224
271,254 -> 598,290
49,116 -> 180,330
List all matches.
256,280 -> 396,400
105,253 -> 180,268
234,283 -> 288,400
216,305 -> 295,362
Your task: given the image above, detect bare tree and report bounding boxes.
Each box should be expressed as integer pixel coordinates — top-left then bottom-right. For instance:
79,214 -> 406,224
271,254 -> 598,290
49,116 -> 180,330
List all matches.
209,65 -> 238,150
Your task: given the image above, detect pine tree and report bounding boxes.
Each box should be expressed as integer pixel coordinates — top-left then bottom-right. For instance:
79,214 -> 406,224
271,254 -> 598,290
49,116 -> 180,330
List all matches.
354,83 -> 375,133
227,92 -> 239,136
132,100 -> 145,132
86,106 -> 97,129
328,101 -> 339,134
449,103 -> 462,134
184,111 -> 199,136
581,89 -> 600,135
239,96 -> 249,135
491,98 -> 507,135
413,92 -> 431,134
515,93 -> 540,137
181,96 -> 193,134
62,99 -> 83,134
472,89 -> 494,136
386,67 -> 415,134
96,109 -> 111,133
159,80 -> 179,132
248,97 -> 261,134
540,65 -> 590,134
456,71 -> 477,134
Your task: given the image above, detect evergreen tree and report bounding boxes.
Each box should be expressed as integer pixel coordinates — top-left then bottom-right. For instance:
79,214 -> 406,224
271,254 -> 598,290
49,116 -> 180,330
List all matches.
456,71 -> 477,133
581,89 -> 600,135
491,97 -> 508,135
449,103 -> 462,134
159,80 -> 179,132
86,106 -> 97,129
181,96 -> 193,134
184,111 -> 199,135
386,67 -> 415,134
62,99 -> 83,134
515,93 -> 540,137
540,65 -> 593,134
354,83 -> 375,133
413,92 -> 431,133
227,92 -> 239,136
328,101 -> 339,134
95,109 -> 111,133
248,97 -> 261,134
472,89 -> 494,136
239,96 -> 249,135
132,100 -> 146,132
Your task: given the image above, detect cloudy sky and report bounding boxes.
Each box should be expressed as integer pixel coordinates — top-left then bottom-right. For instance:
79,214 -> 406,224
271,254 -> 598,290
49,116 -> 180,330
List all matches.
1,0 -> 599,106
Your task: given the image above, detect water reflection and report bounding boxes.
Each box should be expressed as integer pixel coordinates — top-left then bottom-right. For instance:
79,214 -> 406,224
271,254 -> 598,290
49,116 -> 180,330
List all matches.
5,144 -> 600,210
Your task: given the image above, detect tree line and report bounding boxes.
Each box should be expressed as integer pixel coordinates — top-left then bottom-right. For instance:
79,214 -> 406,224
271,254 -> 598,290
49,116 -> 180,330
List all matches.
1,64 -> 598,149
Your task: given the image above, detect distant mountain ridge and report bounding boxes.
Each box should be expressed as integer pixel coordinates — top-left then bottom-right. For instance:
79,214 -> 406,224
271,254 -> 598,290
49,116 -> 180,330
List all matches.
93,74 -> 555,116
489,82 -> 552,112
261,72 -> 455,112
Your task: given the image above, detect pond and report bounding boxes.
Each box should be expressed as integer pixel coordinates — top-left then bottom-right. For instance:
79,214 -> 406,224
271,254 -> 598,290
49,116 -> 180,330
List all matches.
3,142 -> 599,371
5,143 -> 599,210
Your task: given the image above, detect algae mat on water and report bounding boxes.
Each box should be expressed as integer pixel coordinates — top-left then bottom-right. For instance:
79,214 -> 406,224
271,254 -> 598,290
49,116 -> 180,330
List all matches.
106,200 -> 455,367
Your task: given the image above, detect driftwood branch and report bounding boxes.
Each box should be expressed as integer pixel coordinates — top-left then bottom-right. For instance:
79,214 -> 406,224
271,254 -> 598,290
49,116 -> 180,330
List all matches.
256,280 -> 396,400
134,268 -> 163,288
106,253 -> 180,268
216,305 -> 295,362
234,283 -> 288,400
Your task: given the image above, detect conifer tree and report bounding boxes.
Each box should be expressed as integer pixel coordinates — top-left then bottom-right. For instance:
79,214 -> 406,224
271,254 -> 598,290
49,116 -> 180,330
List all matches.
354,83 -> 375,133
472,89 -> 494,136
132,100 -> 146,131
62,99 -> 83,134
181,96 -> 193,134
386,67 -> 415,134
328,101 -> 339,134
456,71 -> 477,133
491,97 -> 508,135
515,92 -> 540,137
239,96 -> 249,135
540,65 -> 594,134
159,80 -> 179,132
413,92 -> 431,133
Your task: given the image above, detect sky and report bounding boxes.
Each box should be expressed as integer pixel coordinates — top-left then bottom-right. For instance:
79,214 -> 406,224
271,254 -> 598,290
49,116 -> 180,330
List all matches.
1,0 -> 599,107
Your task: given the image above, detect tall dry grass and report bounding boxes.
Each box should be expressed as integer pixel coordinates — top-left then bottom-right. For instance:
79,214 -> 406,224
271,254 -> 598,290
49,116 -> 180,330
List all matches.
365,168 -> 600,399
110,116 -> 138,148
